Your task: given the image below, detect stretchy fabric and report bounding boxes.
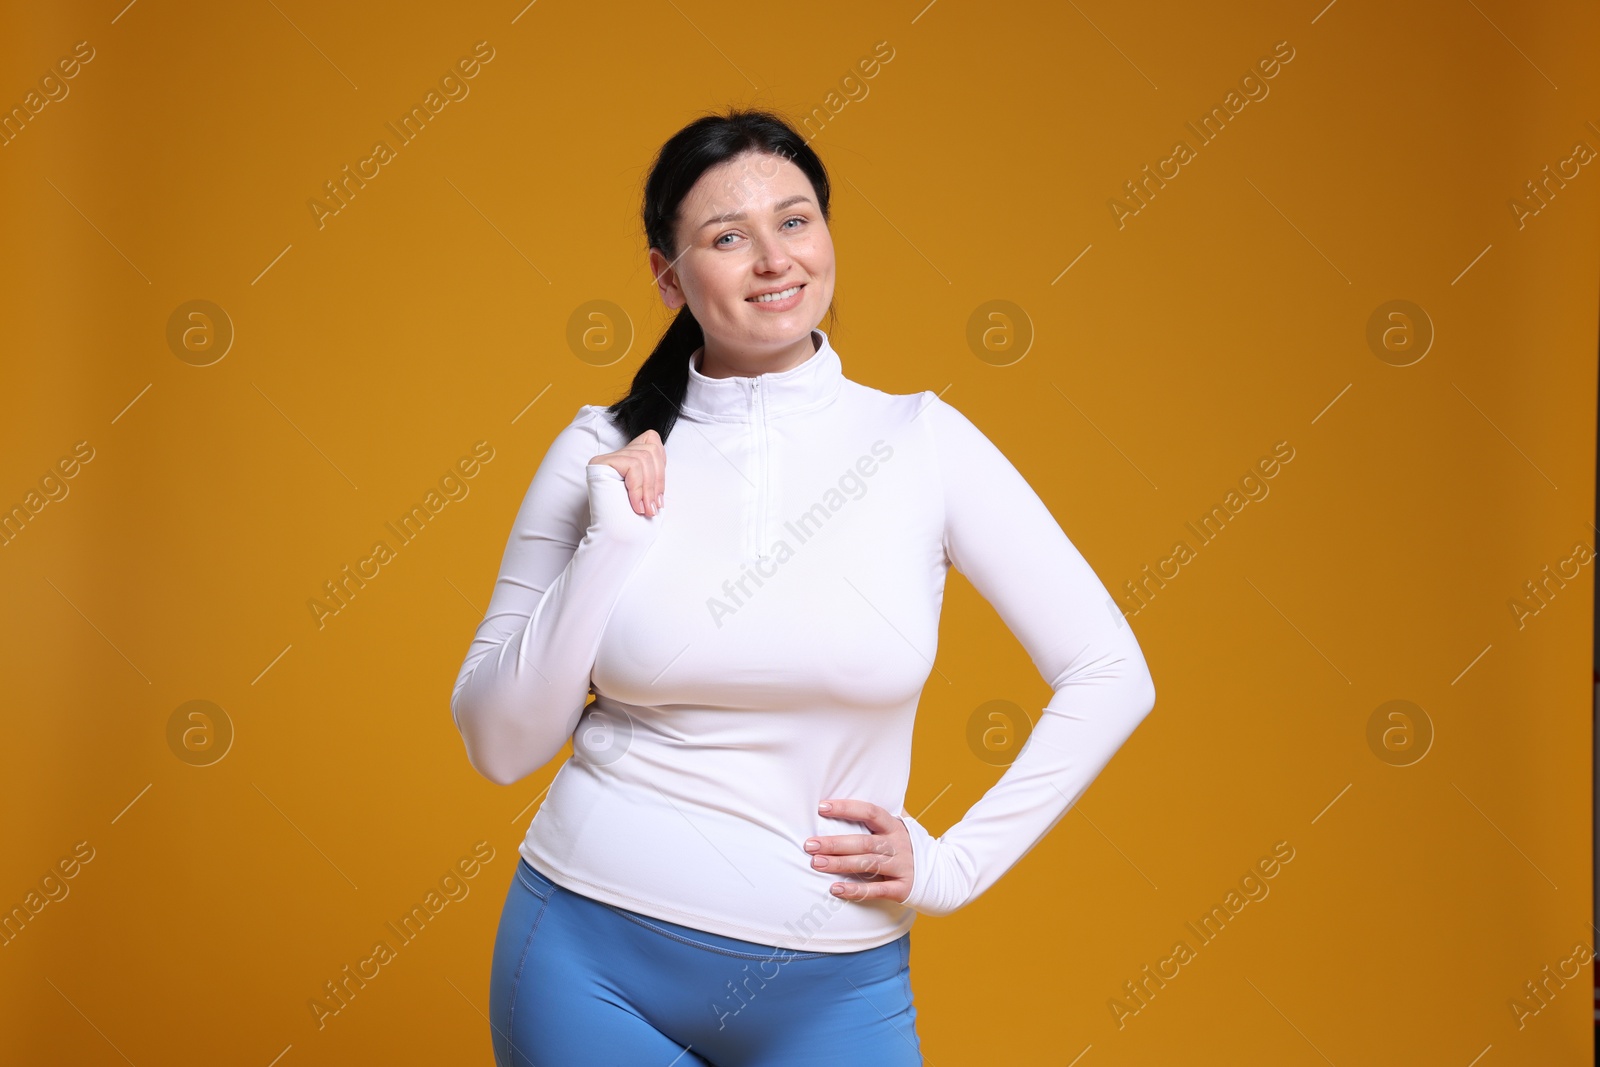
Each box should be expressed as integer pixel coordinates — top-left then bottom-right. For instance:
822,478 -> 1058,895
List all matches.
489,856 -> 921,1066
452,328 -> 1157,952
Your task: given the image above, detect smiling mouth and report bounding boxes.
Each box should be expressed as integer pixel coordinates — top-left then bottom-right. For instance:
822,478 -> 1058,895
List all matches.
747,284 -> 804,303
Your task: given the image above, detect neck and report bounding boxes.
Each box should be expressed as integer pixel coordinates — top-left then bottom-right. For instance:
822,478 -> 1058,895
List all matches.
694,331 -> 821,380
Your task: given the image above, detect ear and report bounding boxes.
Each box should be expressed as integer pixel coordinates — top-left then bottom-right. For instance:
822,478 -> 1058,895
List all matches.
648,248 -> 686,310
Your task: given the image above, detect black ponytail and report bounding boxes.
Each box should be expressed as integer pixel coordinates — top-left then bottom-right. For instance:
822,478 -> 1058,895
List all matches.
606,107 -> 834,443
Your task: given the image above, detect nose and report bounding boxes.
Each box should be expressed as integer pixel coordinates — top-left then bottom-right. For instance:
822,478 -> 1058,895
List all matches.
749,230 -> 792,274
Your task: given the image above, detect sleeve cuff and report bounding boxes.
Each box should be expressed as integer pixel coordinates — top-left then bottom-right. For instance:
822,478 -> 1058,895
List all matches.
583,463 -> 661,546
897,809 -> 951,916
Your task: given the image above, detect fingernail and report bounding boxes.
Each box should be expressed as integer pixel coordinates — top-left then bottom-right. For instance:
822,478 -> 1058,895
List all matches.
804,839 -> 819,851
818,802 -> 831,813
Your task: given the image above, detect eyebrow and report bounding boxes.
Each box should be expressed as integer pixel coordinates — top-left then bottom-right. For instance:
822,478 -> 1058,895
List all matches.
699,194 -> 814,231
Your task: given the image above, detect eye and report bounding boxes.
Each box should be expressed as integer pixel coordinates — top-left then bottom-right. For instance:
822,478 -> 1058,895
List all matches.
715,216 -> 806,248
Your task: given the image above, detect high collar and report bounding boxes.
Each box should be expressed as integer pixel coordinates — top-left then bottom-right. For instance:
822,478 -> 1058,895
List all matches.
680,328 -> 844,423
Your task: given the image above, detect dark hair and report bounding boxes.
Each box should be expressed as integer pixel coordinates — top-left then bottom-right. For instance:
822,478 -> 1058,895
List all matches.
605,108 -> 835,443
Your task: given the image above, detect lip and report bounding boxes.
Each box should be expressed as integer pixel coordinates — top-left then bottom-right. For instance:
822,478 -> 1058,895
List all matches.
745,282 -> 805,311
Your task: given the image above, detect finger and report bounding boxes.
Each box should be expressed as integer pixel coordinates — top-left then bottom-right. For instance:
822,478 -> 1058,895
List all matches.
629,457 -> 656,517
817,798 -> 891,834
829,879 -> 909,902
655,444 -> 666,509
621,459 -> 648,515
645,439 -> 665,513
637,437 -> 664,516
813,851 -> 895,877
638,430 -> 664,507
625,432 -> 663,514
805,833 -> 885,856
629,447 -> 660,517
618,450 -> 652,517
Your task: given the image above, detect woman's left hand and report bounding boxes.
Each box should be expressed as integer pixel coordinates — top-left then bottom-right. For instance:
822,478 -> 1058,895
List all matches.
805,799 -> 914,903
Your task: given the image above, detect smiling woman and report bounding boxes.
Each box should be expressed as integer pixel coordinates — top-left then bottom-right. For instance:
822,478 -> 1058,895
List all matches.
636,140 -> 838,387
451,106 -> 1157,1067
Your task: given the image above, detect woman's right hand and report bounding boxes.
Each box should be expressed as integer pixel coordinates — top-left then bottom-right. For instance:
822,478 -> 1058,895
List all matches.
589,429 -> 666,517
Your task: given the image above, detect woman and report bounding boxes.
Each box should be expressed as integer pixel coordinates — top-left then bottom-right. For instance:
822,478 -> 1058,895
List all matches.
451,108 -> 1157,1066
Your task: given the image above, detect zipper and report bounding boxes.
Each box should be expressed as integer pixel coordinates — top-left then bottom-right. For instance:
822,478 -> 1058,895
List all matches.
752,378 -> 769,561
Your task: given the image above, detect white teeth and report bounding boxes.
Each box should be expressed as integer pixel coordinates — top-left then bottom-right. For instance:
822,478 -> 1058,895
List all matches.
749,285 -> 801,303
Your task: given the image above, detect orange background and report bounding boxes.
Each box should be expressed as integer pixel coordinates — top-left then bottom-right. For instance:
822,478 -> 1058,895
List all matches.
2,1 -> 1597,1063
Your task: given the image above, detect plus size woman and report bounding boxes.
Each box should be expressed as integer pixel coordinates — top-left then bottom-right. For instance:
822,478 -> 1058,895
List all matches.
451,108 -> 1157,1066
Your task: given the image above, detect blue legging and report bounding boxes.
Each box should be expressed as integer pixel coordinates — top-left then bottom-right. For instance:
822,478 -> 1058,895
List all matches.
488,857 -> 923,1066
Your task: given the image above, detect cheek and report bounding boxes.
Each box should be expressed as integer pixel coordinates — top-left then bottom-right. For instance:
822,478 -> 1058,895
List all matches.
704,271 -> 747,309
797,234 -> 834,272
801,251 -> 835,294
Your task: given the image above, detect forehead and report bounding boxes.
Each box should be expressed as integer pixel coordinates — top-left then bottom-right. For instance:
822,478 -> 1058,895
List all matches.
684,151 -> 813,215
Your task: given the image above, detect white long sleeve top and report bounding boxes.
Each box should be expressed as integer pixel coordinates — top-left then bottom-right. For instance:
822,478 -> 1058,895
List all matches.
451,328 -> 1156,952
